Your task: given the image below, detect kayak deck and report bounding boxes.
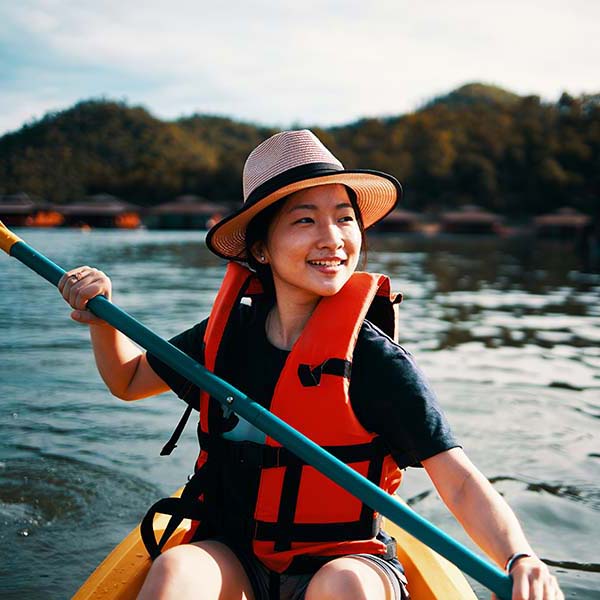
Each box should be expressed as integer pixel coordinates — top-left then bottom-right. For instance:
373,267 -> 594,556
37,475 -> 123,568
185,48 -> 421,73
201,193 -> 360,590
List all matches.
73,491 -> 477,599
385,518 -> 477,599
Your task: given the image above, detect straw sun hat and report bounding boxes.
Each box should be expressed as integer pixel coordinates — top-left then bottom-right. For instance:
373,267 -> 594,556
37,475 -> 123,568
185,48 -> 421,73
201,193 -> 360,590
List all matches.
206,129 -> 402,260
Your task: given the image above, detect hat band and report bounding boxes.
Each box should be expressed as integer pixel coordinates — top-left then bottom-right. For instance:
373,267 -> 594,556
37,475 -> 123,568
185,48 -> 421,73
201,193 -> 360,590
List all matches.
245,162 -> 343,205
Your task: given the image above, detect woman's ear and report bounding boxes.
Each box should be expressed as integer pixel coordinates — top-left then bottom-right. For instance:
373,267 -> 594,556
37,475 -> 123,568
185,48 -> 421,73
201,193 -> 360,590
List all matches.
251,242 -> 268,265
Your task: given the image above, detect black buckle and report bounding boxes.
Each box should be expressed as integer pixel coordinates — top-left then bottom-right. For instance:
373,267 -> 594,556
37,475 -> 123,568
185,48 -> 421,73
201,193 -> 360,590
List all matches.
226,442 -> 290,468
297,363 -> 324,387
227,441 -> 267,468
297,359 -> 352,387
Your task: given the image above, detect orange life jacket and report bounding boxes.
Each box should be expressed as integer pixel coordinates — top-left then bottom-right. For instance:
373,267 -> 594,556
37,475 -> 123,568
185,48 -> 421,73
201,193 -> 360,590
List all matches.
191,262 -> 403,573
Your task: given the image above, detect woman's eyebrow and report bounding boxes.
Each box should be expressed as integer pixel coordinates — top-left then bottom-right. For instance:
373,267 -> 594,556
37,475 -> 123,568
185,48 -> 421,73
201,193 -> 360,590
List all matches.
288,203 -> 317,212
288,202 -> 353,213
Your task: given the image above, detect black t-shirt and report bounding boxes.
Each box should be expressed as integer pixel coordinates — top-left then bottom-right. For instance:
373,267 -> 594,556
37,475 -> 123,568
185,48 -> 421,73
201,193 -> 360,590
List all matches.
147,303 -> 458,469
147,303 -> 458,542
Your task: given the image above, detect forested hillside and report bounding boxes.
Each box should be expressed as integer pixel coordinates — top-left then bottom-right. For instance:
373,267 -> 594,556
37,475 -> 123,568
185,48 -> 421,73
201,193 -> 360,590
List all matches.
0,84 -> 598,216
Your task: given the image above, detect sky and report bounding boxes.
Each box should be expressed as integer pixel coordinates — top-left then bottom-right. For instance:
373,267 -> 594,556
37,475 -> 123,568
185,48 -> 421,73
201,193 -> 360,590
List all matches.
0,0 -> 598,136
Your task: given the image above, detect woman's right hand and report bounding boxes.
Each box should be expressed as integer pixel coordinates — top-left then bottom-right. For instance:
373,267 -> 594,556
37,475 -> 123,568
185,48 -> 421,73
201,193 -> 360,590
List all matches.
58,266 -> 112,326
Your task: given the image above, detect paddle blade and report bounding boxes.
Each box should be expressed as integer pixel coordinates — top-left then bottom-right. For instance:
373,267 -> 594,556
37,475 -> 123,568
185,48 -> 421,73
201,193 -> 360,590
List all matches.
0,220 -> 23,254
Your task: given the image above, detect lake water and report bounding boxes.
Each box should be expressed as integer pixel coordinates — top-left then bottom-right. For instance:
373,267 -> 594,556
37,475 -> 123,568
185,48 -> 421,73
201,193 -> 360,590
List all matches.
0,229 -> 598,599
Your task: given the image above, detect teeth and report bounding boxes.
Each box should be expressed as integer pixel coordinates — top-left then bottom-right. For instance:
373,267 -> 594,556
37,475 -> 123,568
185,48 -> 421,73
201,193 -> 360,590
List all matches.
309,260 -> 342,266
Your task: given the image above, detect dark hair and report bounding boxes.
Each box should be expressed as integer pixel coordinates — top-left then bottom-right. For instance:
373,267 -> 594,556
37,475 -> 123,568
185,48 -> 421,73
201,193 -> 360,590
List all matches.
244,186 -> 368,297
245,199 -> 284,297
347,187 -> 368,268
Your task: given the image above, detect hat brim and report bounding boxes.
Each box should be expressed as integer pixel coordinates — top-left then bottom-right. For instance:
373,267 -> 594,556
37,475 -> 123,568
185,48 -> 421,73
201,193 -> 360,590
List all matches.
206,169 -> 402,261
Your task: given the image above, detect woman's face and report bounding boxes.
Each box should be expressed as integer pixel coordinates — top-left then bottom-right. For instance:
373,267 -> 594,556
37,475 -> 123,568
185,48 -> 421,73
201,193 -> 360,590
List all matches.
259,184 -> 362,306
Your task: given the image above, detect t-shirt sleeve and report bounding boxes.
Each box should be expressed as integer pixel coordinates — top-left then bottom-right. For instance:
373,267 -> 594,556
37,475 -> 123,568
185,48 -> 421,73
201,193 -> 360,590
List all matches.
146,319 -> 207,406
350,321 -> 460,469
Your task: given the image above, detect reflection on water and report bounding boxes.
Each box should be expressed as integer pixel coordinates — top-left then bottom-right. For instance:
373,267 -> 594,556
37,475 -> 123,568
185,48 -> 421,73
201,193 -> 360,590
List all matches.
0,229 -> 598,598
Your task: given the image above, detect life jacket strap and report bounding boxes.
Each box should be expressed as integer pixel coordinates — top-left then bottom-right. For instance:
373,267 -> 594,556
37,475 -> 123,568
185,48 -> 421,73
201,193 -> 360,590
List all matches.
140,497 -> 205,559
255,518 -> 380,543
297,358 -> 352,387
273,460 -> 303,551
140,469 -> 207,559
160,403 -> 194,456
268,571 -> 280,600
198,431 -> 388,469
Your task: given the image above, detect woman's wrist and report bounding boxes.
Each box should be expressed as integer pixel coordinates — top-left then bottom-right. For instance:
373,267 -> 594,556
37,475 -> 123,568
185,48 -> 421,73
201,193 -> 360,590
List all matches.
504,552 -> 534,573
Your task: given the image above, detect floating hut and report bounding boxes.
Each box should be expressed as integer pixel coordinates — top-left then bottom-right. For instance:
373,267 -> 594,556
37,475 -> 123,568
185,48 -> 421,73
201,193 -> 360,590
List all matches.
372,209 -> 422,234
533,207 -> 591,239
0,193 -> 66,227
59,194 -> 141,228
439,205 -> 502,235
28,209 -> 64,227
0,193 -> 37,226
145,195 -> 225,230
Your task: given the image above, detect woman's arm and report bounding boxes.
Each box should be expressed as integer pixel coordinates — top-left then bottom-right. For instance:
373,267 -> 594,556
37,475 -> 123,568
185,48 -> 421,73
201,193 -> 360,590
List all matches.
88,325 -> 169,400
422,447 -> 563,600
58,266 -> 169,400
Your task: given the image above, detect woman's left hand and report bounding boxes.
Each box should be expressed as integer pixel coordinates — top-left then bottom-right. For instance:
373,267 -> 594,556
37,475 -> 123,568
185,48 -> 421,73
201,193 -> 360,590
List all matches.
493,555 -> 564,600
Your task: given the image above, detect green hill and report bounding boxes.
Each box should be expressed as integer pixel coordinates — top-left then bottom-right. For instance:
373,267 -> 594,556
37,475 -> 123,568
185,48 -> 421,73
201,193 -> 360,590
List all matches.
423,83 -> 522,109
0,84 -> 598,216
0,100 -> 219,204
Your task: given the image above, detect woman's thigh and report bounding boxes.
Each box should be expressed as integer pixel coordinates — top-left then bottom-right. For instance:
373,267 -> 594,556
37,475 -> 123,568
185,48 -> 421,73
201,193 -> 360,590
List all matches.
137,540 -> 255,600
305,555 -> 403,600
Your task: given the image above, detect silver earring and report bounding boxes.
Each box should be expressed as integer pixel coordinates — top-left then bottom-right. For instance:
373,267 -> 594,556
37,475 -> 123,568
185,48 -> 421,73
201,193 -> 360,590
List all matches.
260,255 -> 265,262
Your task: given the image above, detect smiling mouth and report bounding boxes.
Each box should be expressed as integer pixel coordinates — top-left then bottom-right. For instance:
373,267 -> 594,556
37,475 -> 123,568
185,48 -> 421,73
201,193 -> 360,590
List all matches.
307,259 -> 345,267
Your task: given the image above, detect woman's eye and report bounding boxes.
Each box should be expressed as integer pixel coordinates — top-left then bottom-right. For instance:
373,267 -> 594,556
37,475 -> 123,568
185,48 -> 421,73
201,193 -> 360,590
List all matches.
294,217 -> 314,224
339,215 -> 355,223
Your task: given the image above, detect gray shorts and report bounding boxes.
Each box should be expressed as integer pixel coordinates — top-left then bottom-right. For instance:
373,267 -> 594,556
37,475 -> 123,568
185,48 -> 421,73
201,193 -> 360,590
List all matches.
226,542 -> 409,600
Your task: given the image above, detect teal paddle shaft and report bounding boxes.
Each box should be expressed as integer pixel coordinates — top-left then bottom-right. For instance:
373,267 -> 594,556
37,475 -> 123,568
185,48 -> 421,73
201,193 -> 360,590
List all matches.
2,231 -> 512,599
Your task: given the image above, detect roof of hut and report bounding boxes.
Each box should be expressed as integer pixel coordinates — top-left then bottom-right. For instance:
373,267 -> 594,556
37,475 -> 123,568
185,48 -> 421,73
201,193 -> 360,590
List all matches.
441,204 -> 501,223
58,194 -> 140,216
0,193 -> 37,213
533,207 -> 591,227
150,195 -> 226,215
382,209 -> 421,223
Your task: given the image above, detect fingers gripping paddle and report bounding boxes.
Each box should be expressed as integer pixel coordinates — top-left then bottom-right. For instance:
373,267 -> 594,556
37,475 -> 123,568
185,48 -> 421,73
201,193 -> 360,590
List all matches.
0,222 -> 513,599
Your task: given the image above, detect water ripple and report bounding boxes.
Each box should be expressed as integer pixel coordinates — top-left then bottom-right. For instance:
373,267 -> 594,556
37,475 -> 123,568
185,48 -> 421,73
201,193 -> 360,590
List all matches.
0,452 -> 159,598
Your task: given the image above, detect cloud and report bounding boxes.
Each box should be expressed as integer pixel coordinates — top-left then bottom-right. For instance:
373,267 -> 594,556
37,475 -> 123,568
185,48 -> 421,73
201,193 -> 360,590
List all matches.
0,0 -> 598,134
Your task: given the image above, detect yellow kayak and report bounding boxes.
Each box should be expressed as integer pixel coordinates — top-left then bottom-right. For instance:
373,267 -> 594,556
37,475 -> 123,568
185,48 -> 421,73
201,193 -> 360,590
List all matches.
73,490 -> 477,600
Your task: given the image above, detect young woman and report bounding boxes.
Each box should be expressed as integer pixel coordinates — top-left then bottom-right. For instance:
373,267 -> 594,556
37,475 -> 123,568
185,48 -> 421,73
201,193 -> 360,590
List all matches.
59,130 -> 563,600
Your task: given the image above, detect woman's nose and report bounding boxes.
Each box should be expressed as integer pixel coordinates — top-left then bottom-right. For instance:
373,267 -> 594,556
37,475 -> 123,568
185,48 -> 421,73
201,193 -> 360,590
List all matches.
317,223 -> 343,248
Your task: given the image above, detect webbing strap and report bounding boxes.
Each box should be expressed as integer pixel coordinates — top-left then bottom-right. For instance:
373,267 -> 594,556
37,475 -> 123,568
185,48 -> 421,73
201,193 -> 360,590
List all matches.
268,571 -> 280,600
198,431 -> 388,469
358,450 -> 385,525
273,461 -> 303,552
140,497 -> 205,559
254,519 -> 378,542
297,358 -> 352,387
141,469 -> 208,559
161,404 -> 194,456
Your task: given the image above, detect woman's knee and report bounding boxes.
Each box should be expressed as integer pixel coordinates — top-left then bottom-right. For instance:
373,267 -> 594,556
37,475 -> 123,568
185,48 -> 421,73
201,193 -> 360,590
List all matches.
138,541 -> 254,600
149,544 -> 203,583
305,557 -> 390,600
139,544 -> 210,598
